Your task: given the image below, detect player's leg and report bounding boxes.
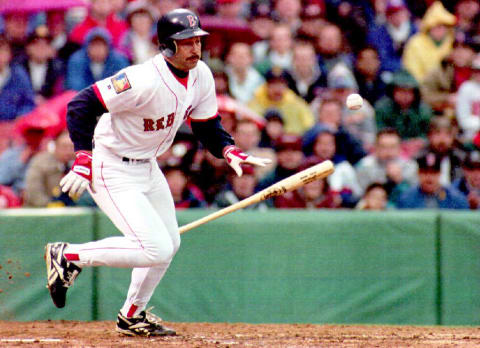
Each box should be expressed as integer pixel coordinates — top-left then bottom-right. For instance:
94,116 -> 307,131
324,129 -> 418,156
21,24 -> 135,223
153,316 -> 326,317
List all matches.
67,158 -> 177,266
119,162 -> 180,322
45,156 -> 176,309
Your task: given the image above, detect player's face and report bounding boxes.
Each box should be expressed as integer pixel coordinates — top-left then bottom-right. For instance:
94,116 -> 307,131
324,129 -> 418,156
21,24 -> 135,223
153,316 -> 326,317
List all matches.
170,36 -> 202,71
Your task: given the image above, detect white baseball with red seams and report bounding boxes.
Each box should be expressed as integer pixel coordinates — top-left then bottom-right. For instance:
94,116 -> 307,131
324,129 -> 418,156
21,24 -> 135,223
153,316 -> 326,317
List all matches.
346,93 -> 363,110
63,54 -> 218,317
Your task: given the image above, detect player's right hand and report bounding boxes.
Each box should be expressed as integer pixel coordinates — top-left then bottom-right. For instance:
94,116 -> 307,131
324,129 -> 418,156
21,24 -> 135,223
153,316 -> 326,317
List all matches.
60,151 -> 93,198
223,145 -> 271,177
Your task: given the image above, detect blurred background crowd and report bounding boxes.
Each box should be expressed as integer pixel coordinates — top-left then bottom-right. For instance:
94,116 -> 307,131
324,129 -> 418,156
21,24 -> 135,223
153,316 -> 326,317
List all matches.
1,0 -> 480,212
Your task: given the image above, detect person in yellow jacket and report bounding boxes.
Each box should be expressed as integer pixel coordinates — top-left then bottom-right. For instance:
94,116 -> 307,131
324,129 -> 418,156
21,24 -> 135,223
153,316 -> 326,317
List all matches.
402,1 -> 456,83
248,67 -> 315,136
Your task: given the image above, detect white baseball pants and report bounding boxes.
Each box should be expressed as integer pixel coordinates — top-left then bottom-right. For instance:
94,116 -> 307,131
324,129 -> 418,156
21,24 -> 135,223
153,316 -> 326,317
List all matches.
64,146 -> 180,316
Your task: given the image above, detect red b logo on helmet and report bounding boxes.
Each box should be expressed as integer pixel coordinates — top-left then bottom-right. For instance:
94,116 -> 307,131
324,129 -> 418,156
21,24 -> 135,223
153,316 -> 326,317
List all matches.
187,15 -> 197,27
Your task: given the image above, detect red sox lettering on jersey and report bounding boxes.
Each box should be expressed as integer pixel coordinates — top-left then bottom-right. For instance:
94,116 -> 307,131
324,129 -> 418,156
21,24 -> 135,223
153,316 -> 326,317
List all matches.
93,54 -> 217,159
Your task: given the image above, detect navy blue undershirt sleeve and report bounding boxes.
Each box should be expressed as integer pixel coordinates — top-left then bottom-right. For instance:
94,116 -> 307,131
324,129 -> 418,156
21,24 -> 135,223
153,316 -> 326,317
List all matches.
66,86 -> 108,152
190,115 -> 235,158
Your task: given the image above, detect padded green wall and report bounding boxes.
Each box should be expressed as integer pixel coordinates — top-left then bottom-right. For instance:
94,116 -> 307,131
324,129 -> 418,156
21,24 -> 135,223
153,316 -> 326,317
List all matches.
1,208 -> 479,326
0,209 -> 95,320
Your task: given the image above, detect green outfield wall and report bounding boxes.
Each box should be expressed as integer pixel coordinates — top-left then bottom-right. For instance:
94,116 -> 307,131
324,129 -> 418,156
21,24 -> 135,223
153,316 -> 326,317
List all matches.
0,209 -> 479,325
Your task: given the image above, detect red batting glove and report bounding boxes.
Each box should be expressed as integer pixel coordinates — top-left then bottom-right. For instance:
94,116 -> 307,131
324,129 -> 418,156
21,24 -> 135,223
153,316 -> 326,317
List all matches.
60,151 -> 92,197
223,145 -> 271,176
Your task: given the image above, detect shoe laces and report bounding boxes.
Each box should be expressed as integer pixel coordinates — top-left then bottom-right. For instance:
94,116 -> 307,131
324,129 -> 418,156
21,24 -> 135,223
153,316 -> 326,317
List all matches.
144,307 -> 163,326
64,268 -> 80,287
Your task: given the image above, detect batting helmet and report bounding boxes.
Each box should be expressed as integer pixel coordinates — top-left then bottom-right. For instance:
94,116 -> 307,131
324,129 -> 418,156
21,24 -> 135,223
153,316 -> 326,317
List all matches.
157,9 -> 209,57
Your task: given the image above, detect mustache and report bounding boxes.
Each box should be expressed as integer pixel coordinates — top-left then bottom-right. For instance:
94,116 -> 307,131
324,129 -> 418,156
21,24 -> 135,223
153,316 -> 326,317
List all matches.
188,55 -> 200,60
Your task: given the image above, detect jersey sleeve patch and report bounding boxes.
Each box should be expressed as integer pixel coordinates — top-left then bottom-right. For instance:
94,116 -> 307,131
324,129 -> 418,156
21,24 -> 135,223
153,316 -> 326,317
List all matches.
111,72 -> 131,94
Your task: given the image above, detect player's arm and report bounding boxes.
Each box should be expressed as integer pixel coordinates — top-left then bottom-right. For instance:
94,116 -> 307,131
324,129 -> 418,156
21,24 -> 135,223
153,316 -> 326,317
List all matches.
191,114 -> 271,177
60,85 -> 107,197
190,114 -> 233,158
67,85 -> 107,152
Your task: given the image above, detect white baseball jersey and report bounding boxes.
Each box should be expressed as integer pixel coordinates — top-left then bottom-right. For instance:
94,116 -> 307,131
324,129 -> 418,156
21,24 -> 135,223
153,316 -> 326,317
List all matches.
93,53 -> 218,159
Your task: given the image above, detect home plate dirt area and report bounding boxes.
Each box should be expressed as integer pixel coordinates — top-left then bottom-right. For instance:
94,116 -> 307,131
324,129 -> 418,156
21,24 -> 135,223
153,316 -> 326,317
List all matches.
1,321 -> 480,347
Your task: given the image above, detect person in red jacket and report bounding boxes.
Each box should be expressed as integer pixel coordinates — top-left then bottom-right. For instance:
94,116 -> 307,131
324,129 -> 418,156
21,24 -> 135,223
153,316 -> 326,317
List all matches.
69,0 -> 128,48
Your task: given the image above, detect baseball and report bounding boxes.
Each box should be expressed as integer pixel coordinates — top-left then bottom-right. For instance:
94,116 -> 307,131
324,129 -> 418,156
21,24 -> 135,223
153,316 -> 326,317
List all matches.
346,93 -> 363,110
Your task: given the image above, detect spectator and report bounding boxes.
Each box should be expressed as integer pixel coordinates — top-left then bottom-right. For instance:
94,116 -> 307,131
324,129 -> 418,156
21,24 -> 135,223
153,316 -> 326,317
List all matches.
118,0 -> 158,64
248,68 -> 314,136
249,1 -> 277,42
213,69 -> 230,97
253,23 -> 294,75
454,0 -> 480,47
304,97 -> 366,165
355,128 -> 418,204
421,39 -> 475,114
69,0 -> 128,48
367,0 -> 388,26
375,69 -> 433,154
216,0 -> 248,21
225,42 -> 265,104
316,23 -> 354,76
308,128 -> 362,206
274,167 -> 341,209
65,27 -> 130,91
258,134 -> 304,191
150,0 -> 185,16
47,10 -> 82,67
0,35 -> 35,122
17,26 -> 64,104
156,132 -> 199,172
0,125 -> 46,197
273,0 -> 303,33
324,0 -> 369,53
164,165 -> 206,209
417,116 -> 466,186
327,63 -> 377,151
112,0 -> 129,18
233,118 -> 276,179
397,152 -> 469,209
0,185 -> 22,208
453,150 -> 480,209
297,1 -> 327,42
2,11 -> 29,59
288,40 -> 327,103
23,130 -> 79,207
259,108 -> 286,149
355,182 -> 389,210
456,53 -> 480,143
402,1 -> 456,83
191,149 -> 230,205
213,164 -> 268,210
366,0 -> 417,72
353,46 -> 387,106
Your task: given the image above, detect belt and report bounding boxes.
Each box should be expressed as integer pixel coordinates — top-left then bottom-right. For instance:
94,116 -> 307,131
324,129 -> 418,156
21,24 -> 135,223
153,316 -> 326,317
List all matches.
122,157 -> 151,164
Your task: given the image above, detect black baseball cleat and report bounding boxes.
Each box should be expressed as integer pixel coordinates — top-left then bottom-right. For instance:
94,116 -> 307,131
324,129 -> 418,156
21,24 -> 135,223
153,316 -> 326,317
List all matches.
116,309 -> 176,337
44,242 -> 82,308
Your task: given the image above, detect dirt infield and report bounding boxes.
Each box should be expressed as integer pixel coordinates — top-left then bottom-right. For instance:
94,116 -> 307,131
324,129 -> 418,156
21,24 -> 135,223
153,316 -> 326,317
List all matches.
1,321 -> 480,347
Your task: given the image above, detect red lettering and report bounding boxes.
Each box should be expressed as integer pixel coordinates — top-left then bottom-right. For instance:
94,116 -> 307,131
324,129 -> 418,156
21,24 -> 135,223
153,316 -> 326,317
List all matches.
166,112 -> 175,127
143,118 -> 154,131
184,105 -> 193,120
144,113 -> 176,131
472,101 -> 480,116
156,118 -> 165,130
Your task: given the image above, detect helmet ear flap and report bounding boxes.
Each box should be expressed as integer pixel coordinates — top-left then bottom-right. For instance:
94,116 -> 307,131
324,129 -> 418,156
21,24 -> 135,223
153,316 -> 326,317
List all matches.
160,39 -> 177,57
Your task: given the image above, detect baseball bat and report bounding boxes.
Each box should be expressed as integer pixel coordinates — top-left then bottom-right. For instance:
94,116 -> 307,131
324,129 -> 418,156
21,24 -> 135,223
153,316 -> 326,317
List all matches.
178,160 -> 334,234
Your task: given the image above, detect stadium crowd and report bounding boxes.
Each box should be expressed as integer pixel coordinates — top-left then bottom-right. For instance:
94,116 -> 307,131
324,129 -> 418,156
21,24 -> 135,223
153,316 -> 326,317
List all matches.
1,0 -> 480,211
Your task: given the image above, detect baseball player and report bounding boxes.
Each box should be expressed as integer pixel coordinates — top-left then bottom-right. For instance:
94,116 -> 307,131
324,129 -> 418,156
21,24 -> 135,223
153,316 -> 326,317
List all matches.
44,9 -> 270,337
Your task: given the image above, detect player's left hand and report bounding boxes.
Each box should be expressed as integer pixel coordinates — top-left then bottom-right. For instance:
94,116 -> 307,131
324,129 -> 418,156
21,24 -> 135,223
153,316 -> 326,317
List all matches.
60,151 -> 93,198
223,145 -> 271,177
